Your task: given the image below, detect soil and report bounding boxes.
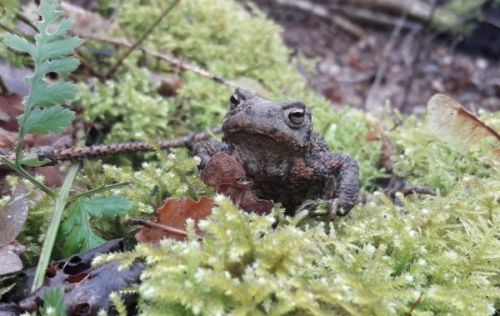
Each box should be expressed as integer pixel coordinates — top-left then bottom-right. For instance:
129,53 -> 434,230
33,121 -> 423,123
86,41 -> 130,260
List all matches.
251,0 -> 500,114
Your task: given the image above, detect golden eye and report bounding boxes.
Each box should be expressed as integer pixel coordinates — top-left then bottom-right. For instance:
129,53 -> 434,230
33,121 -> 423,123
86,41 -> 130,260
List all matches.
288,108 -> 305,125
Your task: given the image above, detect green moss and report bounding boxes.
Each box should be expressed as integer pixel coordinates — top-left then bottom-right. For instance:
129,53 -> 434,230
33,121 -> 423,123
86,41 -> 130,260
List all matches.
97,175 -> 499,315
390,113 -> 499,194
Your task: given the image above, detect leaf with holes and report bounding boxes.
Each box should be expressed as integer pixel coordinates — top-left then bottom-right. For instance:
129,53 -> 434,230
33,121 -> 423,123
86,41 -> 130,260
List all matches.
22,106 -> 75,135
60,197 -> 133,257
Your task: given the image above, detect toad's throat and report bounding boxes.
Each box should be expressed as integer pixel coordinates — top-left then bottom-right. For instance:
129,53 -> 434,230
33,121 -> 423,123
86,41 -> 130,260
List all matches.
224,130 -> 304,152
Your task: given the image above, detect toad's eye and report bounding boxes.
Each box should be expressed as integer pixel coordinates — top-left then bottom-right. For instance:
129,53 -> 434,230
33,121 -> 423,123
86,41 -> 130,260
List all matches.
229,93 -> 241,109
288,108 -> 305,125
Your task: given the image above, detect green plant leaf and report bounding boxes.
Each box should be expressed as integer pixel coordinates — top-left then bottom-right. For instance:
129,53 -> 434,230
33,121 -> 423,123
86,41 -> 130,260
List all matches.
38,57 -> 80,78
40,287 -> 66,316
22,106 -> 75,135
2,34 -> 35,56
21,157 -> 51,167
37,37 -> 84,63
60,196 -> 133,257
30,82 -> 78,107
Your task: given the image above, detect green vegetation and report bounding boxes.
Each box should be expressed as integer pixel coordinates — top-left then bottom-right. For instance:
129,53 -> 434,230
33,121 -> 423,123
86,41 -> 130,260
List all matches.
1,0 -> 498,315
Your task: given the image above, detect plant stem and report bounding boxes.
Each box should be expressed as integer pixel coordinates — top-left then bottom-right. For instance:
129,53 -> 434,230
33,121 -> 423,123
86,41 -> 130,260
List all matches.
105,0 -> 180,78
0,157 -> 56,198
67,182 -> 130,202
32,163 -> 80,292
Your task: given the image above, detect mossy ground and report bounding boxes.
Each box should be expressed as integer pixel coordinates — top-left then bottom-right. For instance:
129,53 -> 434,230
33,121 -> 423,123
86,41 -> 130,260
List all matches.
1,0 -> 499,315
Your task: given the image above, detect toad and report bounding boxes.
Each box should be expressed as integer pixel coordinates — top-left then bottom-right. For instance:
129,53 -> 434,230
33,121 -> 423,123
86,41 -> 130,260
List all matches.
194,88 -> 359,216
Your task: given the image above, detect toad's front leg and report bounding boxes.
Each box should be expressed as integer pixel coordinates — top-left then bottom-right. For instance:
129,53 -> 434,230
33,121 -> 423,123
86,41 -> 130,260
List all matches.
192,141 -> 231,169
325,152 -> 360,216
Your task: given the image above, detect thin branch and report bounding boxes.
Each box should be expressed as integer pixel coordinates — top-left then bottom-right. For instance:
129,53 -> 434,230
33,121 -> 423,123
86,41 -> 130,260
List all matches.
406,292 -> 425,316
129,219 -> 188,237
105,0 -> 180,78
274,0 -> 365,38
365,12 -> 408,112
82,34 -> 239,88
4,127 -> 221,165
15,11 -> 38,33
400,0 -> 438,113
74,50 -> 107,82
68,182 -> 130,202
0,75 -> 9,94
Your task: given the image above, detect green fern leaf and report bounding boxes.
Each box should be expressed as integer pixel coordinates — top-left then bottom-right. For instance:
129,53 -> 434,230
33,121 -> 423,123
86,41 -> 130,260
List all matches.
22,106 -> 75,134
3,34 -> 35,55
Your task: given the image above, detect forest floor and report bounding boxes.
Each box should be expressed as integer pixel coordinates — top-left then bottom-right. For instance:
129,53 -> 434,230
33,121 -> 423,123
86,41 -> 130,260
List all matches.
253,0 -> 500,114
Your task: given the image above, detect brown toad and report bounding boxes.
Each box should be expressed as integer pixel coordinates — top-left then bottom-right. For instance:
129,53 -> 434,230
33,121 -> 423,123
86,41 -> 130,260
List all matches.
194,88 -> 359,216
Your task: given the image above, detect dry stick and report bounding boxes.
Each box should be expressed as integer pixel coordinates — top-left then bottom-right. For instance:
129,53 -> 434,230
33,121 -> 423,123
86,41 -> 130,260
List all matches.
0,75 -> 9,94
327,3 -> 419,30
83,34 -> 239,88
400,0 -> 438,113
128,219 -> 188,237
364,12 -> 408,113
24,127 -> 221,163
274,0 -> 365,38
105,0 -> 180,78
74,51 -> 107,82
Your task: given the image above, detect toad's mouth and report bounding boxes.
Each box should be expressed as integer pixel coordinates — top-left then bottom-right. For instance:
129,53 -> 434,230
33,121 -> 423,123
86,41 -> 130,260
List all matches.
224,128 -> 303,150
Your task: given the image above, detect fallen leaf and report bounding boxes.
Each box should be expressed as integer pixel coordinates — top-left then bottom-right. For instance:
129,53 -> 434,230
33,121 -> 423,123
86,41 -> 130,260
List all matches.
427,94 -> 500,151
136,196 -> 214,243
12,239 -> 139,314
0,182 -> 29,247
0,241 -> 26,276
0,93 -> 23,132
202,152 -> 274,214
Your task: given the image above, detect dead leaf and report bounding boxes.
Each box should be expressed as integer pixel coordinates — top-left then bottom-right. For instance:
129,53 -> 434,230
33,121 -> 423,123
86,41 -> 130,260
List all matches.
427,94 -> 500,151
13,239 -> 139,314
0,241 -> 25,276
0,182 -> 29,247
202,152 -> 274,214
0,94 -> 23,132
136,197 -> 213,243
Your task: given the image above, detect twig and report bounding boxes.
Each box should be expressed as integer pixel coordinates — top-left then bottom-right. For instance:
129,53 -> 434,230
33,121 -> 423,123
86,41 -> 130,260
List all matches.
327,3 -> 420,30
4,127 -> 221,165
400,0 -> 438,113
0,22 -> 18,35
105,0 -> 180,78
68,182 -> 130,202
74,50 -> 107,82
129,219 -> 188,237
365,12 -> 408,112
15,11 -> 38,33
274,0 -> 365,38
406,292 -> 425,316
0,75 -> 9,94
83,34 -> 239,88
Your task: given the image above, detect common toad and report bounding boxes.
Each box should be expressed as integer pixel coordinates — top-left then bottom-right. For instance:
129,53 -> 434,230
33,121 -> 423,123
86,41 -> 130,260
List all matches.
194,88 -> 359,216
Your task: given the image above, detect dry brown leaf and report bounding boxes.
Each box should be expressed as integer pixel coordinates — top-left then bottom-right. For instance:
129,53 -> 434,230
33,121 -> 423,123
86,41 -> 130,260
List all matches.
427,94 -> 500,151
0,241 -> 25,276
0,182 -> 29,247
136,197 -> 214,243
202,152 -> 274,214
